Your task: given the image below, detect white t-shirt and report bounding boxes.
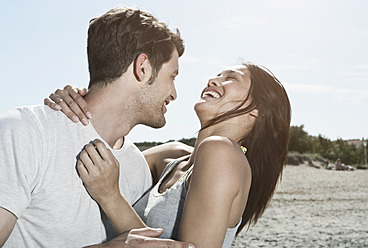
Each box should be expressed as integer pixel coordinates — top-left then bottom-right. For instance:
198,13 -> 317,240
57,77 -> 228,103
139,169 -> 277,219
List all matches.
0,105 -> 152,247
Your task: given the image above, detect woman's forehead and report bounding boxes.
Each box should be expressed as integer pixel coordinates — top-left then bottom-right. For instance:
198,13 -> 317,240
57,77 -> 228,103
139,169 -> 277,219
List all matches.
219,65 -> 250,81
221,64 -> 249,75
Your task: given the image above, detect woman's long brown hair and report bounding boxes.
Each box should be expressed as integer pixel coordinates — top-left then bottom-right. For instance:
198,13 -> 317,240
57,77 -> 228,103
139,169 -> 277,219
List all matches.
201,63 -> 291,234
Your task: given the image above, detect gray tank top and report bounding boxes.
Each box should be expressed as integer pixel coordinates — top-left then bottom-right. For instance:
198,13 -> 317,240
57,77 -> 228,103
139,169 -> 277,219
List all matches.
133,156 -> 241,248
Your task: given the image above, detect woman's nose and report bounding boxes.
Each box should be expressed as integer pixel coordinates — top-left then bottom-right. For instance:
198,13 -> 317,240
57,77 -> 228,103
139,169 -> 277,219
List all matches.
207,77 -> 221,87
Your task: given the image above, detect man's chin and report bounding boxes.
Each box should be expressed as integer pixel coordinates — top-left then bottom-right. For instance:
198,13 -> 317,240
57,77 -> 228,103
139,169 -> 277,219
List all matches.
145,118 -> 166,129
154,120 -> 166,129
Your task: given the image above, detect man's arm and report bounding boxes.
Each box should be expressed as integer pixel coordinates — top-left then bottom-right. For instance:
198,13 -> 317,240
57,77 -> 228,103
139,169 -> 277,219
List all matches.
0,207 -> 17,247
143,142 -> 193,184
85,228 -> 194,248
0,109 -> 42,247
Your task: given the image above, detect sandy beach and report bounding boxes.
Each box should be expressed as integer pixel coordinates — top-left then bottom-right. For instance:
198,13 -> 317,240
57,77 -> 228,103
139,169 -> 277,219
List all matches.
231,164 -> 368,247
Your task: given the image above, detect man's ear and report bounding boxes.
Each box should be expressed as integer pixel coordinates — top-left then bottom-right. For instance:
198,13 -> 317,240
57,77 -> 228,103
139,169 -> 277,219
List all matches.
134,53 -> 151,82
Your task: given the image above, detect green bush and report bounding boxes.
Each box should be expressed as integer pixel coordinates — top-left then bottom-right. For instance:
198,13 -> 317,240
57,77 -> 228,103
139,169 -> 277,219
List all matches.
288,125 -> 367,166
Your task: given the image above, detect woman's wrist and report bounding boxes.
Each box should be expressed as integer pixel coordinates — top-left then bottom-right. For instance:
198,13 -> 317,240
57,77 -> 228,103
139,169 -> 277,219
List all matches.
96,190 -> 122,209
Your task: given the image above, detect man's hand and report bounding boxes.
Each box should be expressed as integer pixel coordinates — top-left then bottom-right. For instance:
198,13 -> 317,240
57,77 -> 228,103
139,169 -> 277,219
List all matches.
85,228 -> 195,248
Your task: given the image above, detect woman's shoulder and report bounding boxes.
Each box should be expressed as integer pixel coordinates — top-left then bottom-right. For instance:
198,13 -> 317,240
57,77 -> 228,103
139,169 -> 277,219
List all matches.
195,136 -> 251,180
191,136 -> 251,202
197,136 -> 248,163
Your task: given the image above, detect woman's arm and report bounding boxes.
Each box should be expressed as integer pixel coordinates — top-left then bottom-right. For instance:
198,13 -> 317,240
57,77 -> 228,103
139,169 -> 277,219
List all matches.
77,139 -> 146,234
178,137 -> 251,247
143,142 -> 193,185
77,140 -> 196,247
44,85 -> 91,125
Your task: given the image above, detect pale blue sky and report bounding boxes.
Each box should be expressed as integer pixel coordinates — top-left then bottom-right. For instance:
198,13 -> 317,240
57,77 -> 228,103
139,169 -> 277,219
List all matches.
1,0 -> 367,142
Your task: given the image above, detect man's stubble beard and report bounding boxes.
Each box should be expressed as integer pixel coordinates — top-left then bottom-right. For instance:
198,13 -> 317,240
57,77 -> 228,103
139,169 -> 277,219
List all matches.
137,106 -> 166,129
134,88 -> 166,129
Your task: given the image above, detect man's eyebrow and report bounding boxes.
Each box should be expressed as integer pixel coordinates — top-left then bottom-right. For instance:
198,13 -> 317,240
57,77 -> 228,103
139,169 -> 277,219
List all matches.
173,70 -> 179,76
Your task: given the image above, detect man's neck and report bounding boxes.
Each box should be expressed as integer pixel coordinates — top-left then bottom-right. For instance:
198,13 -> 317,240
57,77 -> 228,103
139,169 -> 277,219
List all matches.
83,84 -> 136,150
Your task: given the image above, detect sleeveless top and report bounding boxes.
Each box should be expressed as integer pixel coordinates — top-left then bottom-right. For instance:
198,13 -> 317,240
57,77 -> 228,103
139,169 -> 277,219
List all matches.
133,148 -> 247,247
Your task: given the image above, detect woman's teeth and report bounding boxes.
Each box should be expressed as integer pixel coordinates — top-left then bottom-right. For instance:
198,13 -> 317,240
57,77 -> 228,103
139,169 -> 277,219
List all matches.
202,91 -> 220,98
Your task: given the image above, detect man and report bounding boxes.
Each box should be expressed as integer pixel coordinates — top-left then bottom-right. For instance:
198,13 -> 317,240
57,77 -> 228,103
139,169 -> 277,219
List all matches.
0,6 -> 192,247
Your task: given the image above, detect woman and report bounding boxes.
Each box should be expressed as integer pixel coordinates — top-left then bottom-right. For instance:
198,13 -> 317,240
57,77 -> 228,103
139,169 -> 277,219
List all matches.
46,63 -> 291,247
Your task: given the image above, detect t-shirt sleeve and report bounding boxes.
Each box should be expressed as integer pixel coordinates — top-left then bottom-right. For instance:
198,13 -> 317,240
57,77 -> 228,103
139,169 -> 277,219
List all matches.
0,109 -> 42,218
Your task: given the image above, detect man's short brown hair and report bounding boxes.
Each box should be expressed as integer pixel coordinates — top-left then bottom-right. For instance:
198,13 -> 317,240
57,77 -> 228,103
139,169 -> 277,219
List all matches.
87,7 -> 184,87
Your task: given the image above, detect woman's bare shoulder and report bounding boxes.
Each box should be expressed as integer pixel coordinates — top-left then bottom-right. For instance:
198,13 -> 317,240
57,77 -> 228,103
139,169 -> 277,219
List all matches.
197,136 -> 249,166
195,136 -> 251,186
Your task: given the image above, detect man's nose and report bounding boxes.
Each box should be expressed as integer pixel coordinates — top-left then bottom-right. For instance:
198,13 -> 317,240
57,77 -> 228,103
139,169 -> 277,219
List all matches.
170,86 -> 177,101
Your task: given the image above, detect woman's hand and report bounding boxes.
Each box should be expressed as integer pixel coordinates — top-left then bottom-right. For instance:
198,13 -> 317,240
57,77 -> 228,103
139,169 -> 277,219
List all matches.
77,139 -> 120,206
77,139 -> 148,234
44,85 -> 91,125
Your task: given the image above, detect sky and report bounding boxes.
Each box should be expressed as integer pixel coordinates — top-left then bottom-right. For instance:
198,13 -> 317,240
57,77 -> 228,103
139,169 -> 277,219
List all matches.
1,0 -> 367,143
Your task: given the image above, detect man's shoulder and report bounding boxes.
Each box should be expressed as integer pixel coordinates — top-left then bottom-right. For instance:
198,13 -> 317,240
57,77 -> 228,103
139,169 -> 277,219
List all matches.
120,138 -> 145,157
0,105 -> 75,134
1,105 -> 61,122
116,138 -> 149,169
0,105 -> 42,128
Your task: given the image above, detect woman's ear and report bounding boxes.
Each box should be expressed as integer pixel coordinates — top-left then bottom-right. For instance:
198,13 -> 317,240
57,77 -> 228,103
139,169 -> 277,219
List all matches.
133,53 -> 152,82
250,109 -> 258,118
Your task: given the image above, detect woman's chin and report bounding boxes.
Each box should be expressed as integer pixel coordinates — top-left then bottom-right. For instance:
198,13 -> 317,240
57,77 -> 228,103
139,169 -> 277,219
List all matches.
194,101 -> 206,115
195,103 -> 215,123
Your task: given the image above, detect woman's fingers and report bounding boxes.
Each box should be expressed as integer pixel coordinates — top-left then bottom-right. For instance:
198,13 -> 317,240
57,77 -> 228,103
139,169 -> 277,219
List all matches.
79,148 -> 97,173
77,87 -> 88,97
78,146 -> 103,188
46,85 -> 91,125
48,87 -> 80,123
81,140 -> 118,175
93,139 -> 120,176
93,140 -> 116,165
84,143 -> 103,168
76,159 -> 89,181
65,85 -> 91,122
43,97 -> 62,111
57,85 -> 89,125
92,140 -> 120,177
77,140 -> 120,203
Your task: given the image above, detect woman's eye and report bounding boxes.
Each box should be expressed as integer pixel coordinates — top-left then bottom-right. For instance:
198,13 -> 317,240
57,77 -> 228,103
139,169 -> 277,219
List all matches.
225,77 -> 235,81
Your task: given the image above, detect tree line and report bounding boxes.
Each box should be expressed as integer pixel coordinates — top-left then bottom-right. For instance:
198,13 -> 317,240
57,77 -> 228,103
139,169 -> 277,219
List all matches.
288,125 -> 366,165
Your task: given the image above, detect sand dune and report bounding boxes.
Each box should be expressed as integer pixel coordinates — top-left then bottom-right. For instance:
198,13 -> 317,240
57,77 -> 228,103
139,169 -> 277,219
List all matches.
232,164 -> 368,247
